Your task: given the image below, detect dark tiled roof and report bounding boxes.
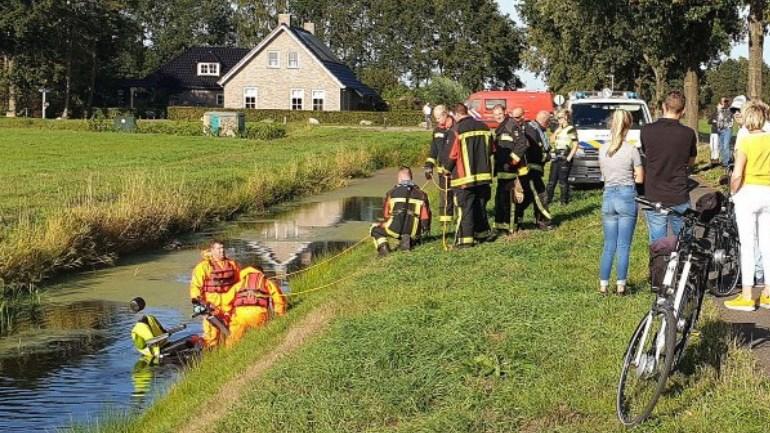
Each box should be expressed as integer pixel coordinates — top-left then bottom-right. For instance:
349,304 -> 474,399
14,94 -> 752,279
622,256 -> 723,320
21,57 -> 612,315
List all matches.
289,27 -> 379,98
147,47 -> 249,91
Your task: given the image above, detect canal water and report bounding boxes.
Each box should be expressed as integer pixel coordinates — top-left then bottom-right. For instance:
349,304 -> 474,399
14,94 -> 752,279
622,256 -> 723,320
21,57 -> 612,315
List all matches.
0,168 -> 400,432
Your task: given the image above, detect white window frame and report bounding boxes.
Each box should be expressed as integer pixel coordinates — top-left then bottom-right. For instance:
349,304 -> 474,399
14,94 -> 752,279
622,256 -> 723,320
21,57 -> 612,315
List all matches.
197,62 -> 220,76
244,87 -> 258,109
288,51 -> 299,69
267,51 -> 280,68
216,93 -> 224,106
290,89 -> 304,110
312,90 -> 325,111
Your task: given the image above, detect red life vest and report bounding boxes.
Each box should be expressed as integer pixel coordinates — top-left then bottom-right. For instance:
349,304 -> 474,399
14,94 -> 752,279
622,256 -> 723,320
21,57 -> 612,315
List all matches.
232,272 -> 270,308
201,260 -> 237,294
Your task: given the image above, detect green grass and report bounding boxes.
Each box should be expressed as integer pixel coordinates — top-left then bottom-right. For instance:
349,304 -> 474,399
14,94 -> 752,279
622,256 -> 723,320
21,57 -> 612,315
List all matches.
0,126 -> 427,297
76,185 -> 770,433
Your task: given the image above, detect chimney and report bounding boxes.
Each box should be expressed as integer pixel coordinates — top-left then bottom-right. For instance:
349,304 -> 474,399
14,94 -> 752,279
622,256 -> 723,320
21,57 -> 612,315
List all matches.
303,22 -> 315,35
278,13 -> 292,27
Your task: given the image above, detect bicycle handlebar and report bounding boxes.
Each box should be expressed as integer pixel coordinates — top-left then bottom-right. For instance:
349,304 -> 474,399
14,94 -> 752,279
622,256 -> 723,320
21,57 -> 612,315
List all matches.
634,197 -> 699,219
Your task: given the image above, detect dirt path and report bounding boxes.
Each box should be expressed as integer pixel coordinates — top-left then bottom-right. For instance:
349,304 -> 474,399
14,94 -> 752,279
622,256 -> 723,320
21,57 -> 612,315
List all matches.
690,173 -> 770,375
179,306 -> 336,433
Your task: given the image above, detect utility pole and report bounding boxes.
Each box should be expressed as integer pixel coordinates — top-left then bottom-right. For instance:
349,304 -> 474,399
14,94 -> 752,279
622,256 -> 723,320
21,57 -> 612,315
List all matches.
606,74 -> 615,91
39,87 -> 51,119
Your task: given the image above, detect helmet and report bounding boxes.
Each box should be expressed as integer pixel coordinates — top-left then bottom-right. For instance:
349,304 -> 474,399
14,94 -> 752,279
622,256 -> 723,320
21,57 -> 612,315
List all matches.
129,297 -> 146,313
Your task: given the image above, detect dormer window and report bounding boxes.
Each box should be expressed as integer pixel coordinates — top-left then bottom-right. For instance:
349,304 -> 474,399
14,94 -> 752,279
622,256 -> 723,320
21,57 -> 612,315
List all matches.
197,63 -> 220,76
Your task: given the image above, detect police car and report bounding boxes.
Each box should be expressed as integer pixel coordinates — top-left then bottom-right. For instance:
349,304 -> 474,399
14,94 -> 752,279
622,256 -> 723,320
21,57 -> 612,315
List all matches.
560,89 -> 653,184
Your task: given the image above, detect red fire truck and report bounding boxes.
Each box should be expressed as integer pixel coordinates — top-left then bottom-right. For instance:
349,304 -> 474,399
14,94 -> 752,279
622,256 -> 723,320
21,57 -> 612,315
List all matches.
465,90 -> 555,128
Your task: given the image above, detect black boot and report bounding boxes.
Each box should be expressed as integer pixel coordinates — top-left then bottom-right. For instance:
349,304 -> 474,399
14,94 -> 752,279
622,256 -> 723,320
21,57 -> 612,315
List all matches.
377,243 -> 390,257
399,235 -> 412,251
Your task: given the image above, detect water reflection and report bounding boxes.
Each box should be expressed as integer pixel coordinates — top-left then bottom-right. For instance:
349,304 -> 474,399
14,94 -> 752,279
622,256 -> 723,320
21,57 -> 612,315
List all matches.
0,182 -> 389,431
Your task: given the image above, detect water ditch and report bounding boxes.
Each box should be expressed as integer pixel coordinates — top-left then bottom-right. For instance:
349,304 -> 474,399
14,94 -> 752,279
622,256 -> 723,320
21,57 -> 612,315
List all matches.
0,168 -> 401,432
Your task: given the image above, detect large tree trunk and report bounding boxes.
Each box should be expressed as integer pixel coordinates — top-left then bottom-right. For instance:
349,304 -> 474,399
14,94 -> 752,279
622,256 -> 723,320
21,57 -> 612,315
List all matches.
683,68 -> 699,134
748,0 -> 766,100
5,56 -> 16,118
61,37 -> 73,119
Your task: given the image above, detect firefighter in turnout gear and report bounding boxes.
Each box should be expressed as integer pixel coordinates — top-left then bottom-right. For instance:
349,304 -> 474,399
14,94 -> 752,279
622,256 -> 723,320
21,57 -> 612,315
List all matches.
492,105 -> 529,235
189,240 -> 241,347
546,109 -> 579,205
444,103 -> 495,248
370,167 -> 432,256
515,109 -> 554,231
227,267 -> 287,346
424,104 -> 455,223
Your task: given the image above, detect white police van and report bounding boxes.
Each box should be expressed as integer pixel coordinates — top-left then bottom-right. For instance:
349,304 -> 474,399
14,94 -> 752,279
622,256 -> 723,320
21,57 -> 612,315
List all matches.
561,90 -> 653,184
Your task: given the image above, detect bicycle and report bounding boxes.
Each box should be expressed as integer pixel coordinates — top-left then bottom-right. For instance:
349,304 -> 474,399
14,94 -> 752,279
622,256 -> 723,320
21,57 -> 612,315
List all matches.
705,171 -> 741,297
616,197 -> 714,427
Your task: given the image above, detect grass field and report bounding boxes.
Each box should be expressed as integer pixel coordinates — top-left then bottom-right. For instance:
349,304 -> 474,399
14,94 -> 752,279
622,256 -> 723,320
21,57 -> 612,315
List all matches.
0,126 -> 427,296
75,183 -> 770,433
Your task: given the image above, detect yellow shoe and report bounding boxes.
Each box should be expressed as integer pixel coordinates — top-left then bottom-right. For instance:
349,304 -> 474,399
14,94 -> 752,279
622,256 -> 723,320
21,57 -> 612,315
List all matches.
759,294 -> 770,310
724,295 -> 757,312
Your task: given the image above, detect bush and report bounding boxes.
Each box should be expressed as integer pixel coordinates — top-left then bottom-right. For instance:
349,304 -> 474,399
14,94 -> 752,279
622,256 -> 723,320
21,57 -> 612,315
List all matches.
167,106 -> 423,127
242,123 -> 287,140
137,120 -> 203,136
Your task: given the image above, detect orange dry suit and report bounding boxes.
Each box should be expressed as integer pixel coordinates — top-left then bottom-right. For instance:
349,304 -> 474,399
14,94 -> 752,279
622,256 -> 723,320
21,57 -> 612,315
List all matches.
227,267 -> 287,346
189,256 -> 241,347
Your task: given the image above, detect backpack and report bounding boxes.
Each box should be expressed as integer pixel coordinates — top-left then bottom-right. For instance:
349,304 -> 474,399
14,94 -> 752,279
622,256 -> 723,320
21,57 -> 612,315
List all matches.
649,236 -> 677,292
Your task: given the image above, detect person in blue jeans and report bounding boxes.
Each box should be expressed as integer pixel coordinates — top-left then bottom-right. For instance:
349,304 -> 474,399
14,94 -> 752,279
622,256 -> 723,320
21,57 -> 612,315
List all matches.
713,97 -> 734,167
598,110 -> 644,295
640,91 -> 697,243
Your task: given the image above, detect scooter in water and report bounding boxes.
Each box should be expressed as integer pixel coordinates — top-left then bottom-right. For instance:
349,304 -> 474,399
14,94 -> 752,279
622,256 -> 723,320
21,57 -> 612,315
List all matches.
129,297 -> 203,364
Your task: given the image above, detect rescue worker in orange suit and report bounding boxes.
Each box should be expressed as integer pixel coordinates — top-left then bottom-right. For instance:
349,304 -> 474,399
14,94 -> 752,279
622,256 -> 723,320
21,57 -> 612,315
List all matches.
370,166 -> 432,256
515,109 -> 554,231
424,104 -> 456,224
444,103 -> 495,248
227,266 -> 286,347
492,104 -> 529,235
189,240 -> 240,347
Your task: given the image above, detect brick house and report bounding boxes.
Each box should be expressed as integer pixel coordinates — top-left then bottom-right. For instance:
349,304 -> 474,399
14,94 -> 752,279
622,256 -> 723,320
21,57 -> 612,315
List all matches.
218,14 -> 381,111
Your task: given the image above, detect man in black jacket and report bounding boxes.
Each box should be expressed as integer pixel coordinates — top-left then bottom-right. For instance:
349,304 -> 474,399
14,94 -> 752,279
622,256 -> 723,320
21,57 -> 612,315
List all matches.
444,103 -> 494,248
424,104 -> 456,224
514,109 -> 553,231
492,105 -> 529,235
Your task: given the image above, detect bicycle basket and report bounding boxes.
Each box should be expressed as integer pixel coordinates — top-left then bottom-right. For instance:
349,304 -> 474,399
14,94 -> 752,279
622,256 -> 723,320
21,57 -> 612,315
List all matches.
695,191 -> 725,224
649,236 -> 677,292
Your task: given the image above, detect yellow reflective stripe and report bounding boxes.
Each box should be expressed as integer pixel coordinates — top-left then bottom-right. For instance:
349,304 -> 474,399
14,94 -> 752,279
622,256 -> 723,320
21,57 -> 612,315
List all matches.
459,130 -> 492,140
451,173 -> 493,187
375,237 -> 388,247
461,136 -> 472,184
497,172 -> 517,180
499,133 -> 513,141
493,223 -> 510,230
425,157 -> 437,165
518,166 -> 530,176
389,197 -> 425,206
436,166 -> 448,174
458,237 -> 475,245
434,132 -> 445,138
511,153 -> 521,163
529,163 -> 543,172
439,215 -> 453,222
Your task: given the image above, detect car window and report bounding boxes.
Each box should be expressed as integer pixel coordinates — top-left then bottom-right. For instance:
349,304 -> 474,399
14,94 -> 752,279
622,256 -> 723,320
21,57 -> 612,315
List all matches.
484,99 -> 506,110
467,99 -> 481,111
571,103 -> 647,129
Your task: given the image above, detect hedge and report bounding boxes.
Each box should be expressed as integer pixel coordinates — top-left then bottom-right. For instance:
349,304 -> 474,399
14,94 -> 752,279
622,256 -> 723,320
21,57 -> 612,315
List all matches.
0,118 -> 287,140
167,106 -> 423,127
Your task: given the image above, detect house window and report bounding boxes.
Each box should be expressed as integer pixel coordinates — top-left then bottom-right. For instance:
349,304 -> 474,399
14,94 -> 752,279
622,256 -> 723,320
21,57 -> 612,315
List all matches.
244,87 -> 258,109
216,93 -> 224,106
291,89 -> 304,110
288,52 -> 299,69
312,90 -> 325,111
268,51 -> 279,68
197,63 -> 220,76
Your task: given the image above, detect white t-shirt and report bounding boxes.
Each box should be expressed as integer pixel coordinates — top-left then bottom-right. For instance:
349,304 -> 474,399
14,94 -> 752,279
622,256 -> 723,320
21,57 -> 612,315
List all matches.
736,122 -> 770,145
423,105 -> 432,116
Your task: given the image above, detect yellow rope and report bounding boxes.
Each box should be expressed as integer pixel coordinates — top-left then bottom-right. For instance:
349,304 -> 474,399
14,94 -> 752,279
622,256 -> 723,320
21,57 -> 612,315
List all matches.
272,236 -> 369,280
428,176 -> 452,251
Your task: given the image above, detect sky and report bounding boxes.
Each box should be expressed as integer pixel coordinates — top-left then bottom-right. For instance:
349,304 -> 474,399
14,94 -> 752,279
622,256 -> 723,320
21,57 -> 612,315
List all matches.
496,0 -> 768,90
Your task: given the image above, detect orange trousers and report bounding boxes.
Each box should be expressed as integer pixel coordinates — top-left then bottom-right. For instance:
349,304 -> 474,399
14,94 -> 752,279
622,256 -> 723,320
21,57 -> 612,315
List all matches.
227,306 -> 269,347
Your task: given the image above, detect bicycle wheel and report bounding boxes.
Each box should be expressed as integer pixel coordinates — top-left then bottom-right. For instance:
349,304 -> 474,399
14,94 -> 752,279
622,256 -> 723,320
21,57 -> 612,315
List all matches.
617,306 -> 676,427
673,280 -> 704,368
710,232 -> 740,297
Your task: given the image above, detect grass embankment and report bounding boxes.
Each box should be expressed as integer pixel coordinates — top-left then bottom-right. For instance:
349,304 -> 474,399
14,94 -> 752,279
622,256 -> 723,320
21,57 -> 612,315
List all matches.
0,126 -> 427,297
79,185 -> 770,433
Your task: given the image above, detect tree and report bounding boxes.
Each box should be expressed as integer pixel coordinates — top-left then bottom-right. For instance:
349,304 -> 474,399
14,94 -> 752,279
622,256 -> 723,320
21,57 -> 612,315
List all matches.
703,57 -> 770,105
748,0 -> 767,100
417,76 -> 470,107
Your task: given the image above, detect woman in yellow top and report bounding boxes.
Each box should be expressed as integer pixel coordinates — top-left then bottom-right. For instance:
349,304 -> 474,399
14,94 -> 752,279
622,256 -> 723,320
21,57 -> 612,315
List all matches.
725,101 -> 770,311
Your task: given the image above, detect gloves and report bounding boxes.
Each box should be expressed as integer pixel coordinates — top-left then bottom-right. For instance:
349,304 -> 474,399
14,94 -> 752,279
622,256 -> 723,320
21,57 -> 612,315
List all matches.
192,303 -> 207,315
424,167 -> 433,180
